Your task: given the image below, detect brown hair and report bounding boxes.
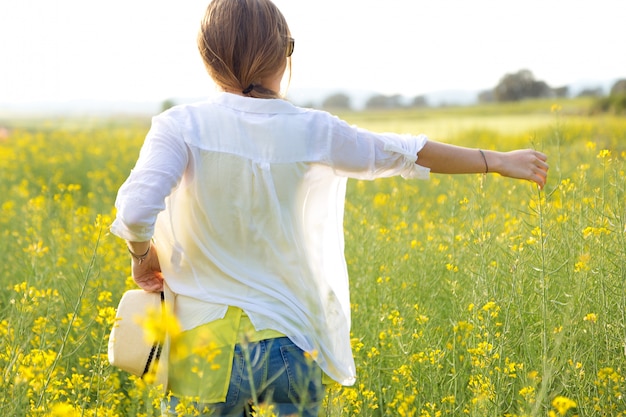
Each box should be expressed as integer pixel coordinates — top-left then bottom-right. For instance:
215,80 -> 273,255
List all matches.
198,0 -> 292,99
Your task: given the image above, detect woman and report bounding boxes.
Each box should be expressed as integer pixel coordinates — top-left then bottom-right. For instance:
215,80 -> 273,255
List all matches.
111,0 -> 548,415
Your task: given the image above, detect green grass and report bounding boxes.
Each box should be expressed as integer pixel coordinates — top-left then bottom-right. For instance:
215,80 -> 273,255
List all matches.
2,100 -> 626,416
333,97 -> 596,139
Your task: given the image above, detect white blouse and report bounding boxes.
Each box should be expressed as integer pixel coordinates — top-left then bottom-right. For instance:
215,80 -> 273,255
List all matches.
111,92 -> 429,385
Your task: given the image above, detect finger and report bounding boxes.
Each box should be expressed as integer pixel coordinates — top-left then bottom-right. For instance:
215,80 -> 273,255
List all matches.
534,172 -> 547,189
535,158 -> 549,170
534,150 -> 548,162
534,166 -> 548,177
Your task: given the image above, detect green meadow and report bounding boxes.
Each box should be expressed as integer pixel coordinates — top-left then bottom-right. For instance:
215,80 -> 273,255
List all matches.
1,98 -> 626,416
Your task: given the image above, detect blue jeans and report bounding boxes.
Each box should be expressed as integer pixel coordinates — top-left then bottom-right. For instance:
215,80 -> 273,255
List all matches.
161,337 -> 324,416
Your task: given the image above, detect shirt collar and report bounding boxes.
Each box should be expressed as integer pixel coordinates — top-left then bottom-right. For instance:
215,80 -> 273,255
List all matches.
212,92 -> 304,115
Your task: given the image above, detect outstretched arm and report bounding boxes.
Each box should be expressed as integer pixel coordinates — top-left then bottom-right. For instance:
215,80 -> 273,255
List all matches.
416,141 -> 549,188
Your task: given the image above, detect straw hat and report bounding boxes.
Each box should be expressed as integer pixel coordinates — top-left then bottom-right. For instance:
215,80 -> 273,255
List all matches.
108,283 -> 175,390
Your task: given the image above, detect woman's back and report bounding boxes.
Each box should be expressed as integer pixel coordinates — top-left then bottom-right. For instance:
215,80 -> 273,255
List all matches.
152,93 -> 356,383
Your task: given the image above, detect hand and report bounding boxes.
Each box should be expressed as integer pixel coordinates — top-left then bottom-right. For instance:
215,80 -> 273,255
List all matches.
497,149 -> 549,189
131,244 -> 164,292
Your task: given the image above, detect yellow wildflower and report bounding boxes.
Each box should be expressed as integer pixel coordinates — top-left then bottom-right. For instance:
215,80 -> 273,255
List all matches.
583,312 -> 598,323
551,395 -> 576,415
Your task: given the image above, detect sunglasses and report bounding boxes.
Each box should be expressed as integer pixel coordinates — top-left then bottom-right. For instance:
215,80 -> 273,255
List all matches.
286,37 -> 295,57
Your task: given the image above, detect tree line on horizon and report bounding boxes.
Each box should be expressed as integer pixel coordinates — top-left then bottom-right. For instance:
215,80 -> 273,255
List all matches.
160,70 -> 625,114
318,69 -> 626,113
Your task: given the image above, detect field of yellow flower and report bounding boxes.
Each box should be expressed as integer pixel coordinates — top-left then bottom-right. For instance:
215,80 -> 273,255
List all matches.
1,101 -> 626,416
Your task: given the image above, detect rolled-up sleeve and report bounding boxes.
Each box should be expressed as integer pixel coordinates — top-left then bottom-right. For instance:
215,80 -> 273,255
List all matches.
110,114 -> 189,241
326,117 -> 430,180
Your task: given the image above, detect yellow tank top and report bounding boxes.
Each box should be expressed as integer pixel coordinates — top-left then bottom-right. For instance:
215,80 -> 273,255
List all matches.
168,306 -> 284,403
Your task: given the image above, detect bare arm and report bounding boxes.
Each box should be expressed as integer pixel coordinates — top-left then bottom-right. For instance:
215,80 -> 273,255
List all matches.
416,141 -> 549,188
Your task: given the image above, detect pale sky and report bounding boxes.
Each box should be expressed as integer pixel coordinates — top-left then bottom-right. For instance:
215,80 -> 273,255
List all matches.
0,0 -> 624,104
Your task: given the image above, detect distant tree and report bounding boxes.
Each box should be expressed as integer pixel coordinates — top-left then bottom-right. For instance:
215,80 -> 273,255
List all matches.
410,95 -> 428,108
366,95 -> 387,109
493,69 -> 552,102
592,95 -> 626,115
610,79 -> 626,96
389,94 -> 403,108
365,94 -> 404,110
322,93 -> 351,110
602,79 -> 626,114
478,90 -> 494,103
591,79 -> 626,115
161,99 -> 176,112
577,87 -> 604,98
552,86 -> 569,98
